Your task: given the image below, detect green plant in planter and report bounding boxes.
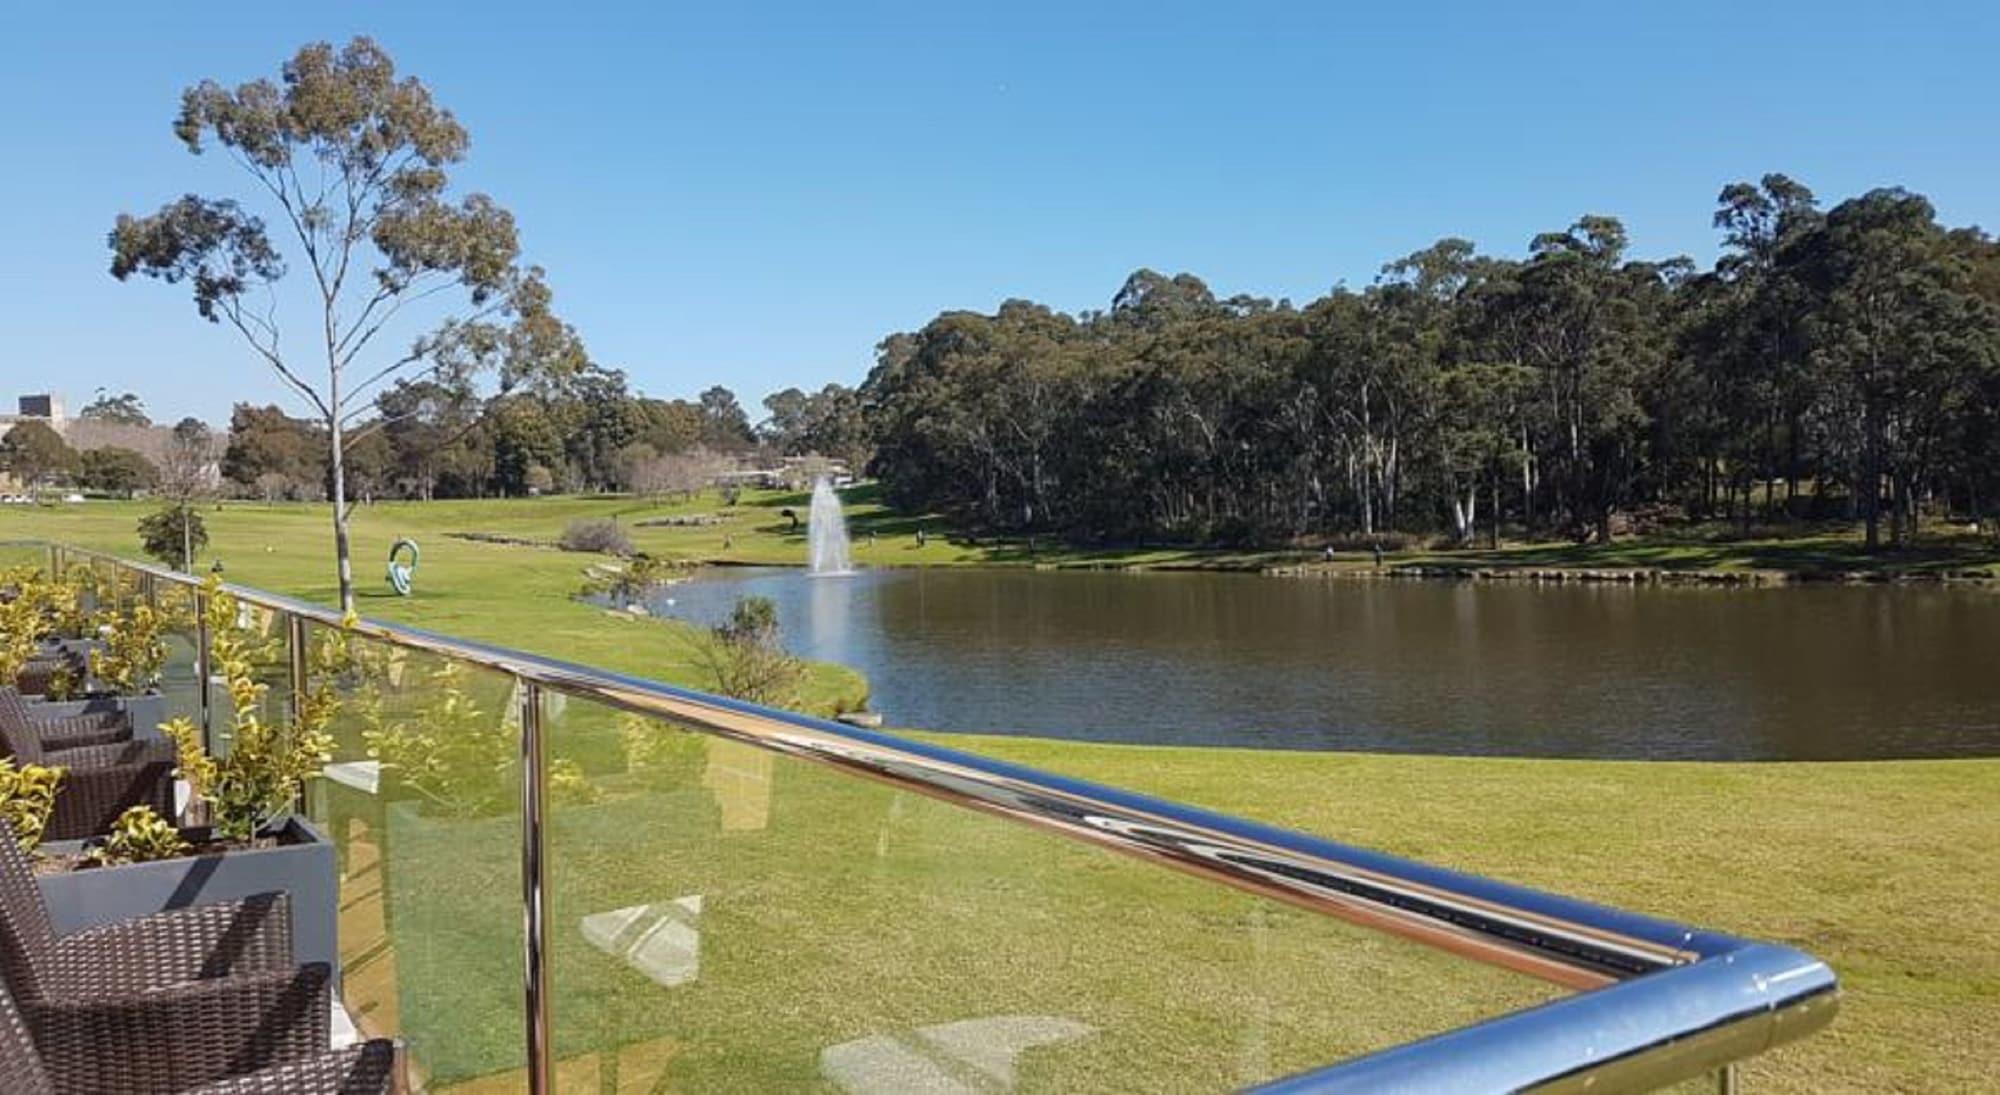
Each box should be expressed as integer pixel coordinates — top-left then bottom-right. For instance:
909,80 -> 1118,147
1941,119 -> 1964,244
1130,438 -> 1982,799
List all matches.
89,602 -> 168,696
0,569 -> 53,687
37,665 -> 78,702
42,569 -> 94,640
160,576 -> 341,843
88,805 -> 191,865
0,759 -> 65,853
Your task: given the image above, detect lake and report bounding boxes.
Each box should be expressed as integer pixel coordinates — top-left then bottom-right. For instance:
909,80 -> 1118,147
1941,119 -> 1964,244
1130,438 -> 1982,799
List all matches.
618,567 -> 2000,761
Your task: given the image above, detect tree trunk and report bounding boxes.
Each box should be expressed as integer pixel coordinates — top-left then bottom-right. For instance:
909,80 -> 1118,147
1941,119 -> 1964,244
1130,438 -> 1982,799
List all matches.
1862,400 -> 1882,552
329,402 -> 355,614
1489,470 -> 1501,549
1519,426 -> 1536,536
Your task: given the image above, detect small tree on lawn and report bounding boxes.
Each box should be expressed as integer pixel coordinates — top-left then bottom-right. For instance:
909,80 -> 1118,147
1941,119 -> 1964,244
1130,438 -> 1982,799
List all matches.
109,37 -> 583,612
138,506 -> 209,570
696,596 -> 805,707
143,418 -> 218,571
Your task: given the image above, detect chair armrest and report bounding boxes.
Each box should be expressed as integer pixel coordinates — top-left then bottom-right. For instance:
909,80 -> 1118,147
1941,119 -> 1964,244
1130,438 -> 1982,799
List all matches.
46,737 -> 174,770
30,713 -> 130,750
44,756 -> 176,841
57,892 -> 294,987
181,1039 -> 403,1095
29,963 -> 331,1095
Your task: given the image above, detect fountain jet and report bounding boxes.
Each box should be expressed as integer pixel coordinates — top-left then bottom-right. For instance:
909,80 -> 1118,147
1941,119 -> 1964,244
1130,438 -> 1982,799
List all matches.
807,477 -> 854,576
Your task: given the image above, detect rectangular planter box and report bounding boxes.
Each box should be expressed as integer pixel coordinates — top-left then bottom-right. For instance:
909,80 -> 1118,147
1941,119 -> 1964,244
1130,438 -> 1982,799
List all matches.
26,691 -> 169,741
38,816 -> 338,980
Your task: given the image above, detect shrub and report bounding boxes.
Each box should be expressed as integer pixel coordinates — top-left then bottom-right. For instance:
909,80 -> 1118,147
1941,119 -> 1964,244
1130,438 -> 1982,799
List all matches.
559,518 -> 634,556
89,806 -> 190,865
91,602 -> 168,696
0,759 -> 65,853
160,576 -> 340,843
694,596 -> 804,707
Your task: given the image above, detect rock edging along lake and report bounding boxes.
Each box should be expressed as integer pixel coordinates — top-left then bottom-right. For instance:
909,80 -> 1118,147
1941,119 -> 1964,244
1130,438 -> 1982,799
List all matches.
605,567 -> 2000,762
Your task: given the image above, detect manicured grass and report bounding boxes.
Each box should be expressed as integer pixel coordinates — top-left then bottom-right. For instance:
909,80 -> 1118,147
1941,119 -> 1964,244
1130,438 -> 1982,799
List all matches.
12,491 -> 1989,589
0,496 -> 870,714
930,737 -> 2000,1093
4,496 -> 1994,1090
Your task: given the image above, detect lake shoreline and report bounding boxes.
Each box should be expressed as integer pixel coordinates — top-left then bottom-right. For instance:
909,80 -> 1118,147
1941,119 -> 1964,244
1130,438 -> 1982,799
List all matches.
665,550 -> 2000,586
1262,561 -> 1998,585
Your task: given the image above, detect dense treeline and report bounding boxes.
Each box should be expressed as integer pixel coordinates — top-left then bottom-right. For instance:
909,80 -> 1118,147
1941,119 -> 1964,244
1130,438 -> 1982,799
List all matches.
220,368 -> 873,502
54,173 -> 2000,556
219,378 -> 764,501
862,178 -> 2000,549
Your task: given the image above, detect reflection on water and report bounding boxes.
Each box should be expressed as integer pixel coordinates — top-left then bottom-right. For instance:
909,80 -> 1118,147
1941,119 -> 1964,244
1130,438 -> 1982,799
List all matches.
623,568 -> 2000,761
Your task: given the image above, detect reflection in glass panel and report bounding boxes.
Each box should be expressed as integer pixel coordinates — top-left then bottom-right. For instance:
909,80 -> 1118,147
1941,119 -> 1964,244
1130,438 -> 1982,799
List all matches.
303,627 -> 526,1090
543,701 -> 1563,1092
153,579 -> 203,730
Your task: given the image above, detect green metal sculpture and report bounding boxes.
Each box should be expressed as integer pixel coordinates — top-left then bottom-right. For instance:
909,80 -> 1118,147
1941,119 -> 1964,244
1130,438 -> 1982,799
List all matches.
387,538 -> 420,596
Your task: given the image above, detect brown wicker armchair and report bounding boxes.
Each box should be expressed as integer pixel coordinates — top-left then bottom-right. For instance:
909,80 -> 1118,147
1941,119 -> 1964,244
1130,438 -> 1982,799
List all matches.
0,686 -> 134,752
0,823 -> 370,1093
11,656 -> 81,702
0,942 -> 400,1095
0,691 -> 173,841
41,740 -> 177,841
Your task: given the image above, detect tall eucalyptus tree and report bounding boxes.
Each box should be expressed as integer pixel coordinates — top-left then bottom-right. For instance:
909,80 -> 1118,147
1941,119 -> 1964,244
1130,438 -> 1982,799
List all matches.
109,37 -> 582,610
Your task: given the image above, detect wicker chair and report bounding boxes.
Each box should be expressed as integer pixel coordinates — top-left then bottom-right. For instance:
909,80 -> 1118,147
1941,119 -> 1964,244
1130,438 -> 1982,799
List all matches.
0,690 -> 173,841
0,930 -> 400,1095
12,648 -> 91,702
0,686 -> 133,752
0,821 -> 363,1093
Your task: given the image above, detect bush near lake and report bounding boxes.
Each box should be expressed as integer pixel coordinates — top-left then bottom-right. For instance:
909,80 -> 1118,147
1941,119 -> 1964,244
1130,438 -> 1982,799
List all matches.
559,517 -> 635,556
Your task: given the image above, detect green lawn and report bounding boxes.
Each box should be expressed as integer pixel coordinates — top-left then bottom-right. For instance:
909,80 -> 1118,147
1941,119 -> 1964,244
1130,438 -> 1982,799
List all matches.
0,495 -> 872,715
935,739 -> 1999,1093
13,490 -> 1988,583
2,496 -> 1994,1091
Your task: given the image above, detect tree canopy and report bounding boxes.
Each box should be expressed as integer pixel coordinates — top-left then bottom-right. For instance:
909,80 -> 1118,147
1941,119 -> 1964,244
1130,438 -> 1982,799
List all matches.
0,422 -> 76,490
109,36 -> 582,609
859,177 -> 2000,547
78,392 -> 151,426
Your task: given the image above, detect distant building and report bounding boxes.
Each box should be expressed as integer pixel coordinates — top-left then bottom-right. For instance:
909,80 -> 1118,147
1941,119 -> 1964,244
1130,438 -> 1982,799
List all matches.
14,393 -> 63,424
0,392 -> 66,434
713,455 -> 853,492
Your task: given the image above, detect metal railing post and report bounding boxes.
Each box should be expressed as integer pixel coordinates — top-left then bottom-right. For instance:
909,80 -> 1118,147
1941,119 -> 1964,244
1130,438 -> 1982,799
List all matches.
286,614 -> 309,724
518,679 -> 553,1095
194,588 -> 212,752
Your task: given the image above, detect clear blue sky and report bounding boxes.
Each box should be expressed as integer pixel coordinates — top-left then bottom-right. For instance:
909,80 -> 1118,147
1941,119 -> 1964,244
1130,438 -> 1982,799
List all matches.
2,0 -> 1996,427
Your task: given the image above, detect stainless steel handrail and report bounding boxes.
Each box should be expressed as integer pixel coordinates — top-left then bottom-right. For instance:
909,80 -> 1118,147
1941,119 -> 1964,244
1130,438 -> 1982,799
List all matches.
17,541 -> 1838,1092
